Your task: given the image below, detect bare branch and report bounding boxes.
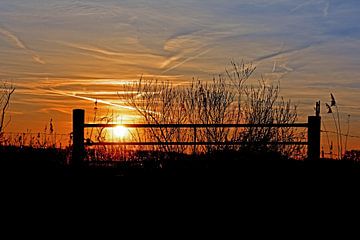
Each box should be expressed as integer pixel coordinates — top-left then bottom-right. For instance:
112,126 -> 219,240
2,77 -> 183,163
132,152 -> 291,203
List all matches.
0,82 -> 15,134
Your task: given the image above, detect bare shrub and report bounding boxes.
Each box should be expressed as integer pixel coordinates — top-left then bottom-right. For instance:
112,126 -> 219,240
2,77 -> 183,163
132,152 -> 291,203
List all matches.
123,79 -> 189,153
123,61 -> 304,158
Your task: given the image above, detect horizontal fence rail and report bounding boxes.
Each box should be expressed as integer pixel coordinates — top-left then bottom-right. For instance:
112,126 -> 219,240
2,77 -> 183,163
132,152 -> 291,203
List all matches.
83,123 -> 309,146
72,109 -> 321,166
84,123 -> 309,128
86,141 -> 308,146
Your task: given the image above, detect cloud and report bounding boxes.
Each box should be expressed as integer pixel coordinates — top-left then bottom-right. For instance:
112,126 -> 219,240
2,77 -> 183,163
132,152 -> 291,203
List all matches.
47,88 -> 158,115
0,26 -> 45,64
32,55 -> 45,65
254,42 -> 319,63
160,54 -> 184,69
323,1 -> 330,17
291,0 -> 315,12
0,27 -> 27,49
290,0 -> 331,17
60,41 -> 168,70
2,0 -> 360,141
61,41 -> 160,58
162,49 -> 211,74
160,29 -> 229,73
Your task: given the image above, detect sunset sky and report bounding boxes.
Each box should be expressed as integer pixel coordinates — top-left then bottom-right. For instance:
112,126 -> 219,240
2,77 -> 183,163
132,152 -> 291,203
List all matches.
1,0 -> 359,148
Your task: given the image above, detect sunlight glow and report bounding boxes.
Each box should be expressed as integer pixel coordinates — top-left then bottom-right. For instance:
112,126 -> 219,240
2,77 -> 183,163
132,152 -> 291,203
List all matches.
114,125 -> 128,139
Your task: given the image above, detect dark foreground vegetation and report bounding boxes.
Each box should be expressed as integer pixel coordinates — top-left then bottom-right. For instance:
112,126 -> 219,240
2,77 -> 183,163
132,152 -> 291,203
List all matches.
1,62 -> 359,181
1,146 -> 360,179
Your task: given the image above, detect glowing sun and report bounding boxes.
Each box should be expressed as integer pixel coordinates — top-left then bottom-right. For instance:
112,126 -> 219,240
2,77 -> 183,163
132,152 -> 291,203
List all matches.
114,125 -> 128,138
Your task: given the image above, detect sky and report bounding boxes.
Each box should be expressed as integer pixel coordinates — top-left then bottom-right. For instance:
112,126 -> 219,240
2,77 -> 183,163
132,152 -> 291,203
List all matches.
0,0 -> 360,148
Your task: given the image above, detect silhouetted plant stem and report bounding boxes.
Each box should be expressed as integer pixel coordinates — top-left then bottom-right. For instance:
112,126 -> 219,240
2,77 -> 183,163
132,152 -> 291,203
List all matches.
89,99 -> 98,140
330,112 -> 340,159
335,105 -> 343,159
321,120 -> 331,158
0,82 -> 15,134
330,141 -> 333,159
345,114 -> 350,154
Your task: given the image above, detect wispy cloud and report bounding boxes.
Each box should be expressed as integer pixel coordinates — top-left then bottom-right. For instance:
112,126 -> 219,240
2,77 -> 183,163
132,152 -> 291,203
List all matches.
32,55 -> 45,64
162,49 -> 211,74
160,54 -> 184,69
272,61 -> 277,72
291,0 -> 315,12
2,0 -> 360,143
323,0 -> 330,17
291,0 -> 330,17
47,88 -> 158,115
61,42 -> 160,59
254,43 -> 316,63
0,27 -> 26,49
0,26 -> 45,64
48,88 -> 135,111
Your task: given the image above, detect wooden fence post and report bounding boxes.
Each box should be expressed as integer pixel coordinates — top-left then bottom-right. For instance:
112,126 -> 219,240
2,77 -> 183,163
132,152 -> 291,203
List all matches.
72,109 -> 85,167
193,127 -> 197,154
308,115 -> 321,160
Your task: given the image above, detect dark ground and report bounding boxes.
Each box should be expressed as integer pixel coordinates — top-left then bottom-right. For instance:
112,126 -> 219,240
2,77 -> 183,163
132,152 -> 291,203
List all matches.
1,146 -> 360,180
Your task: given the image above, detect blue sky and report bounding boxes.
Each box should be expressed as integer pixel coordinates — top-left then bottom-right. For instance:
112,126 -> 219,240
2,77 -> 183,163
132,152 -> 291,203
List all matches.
0,0 -> 360,146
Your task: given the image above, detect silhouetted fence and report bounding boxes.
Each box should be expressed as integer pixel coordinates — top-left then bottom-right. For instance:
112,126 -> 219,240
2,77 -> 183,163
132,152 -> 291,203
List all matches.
72,109 -> 321,166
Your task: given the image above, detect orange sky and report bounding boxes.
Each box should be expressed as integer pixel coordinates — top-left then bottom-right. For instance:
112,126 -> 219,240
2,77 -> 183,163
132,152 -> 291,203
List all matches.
1,0 -> 359,149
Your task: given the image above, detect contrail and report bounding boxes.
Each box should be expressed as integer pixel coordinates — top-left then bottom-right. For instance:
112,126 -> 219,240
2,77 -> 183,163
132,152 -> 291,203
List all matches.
32,55 -> 46,65
160,53 -> 183,69
279,63 -> 293,72
291,0 -> 314,12
162,49 -> 211,74
61,41 -> 159,59
291,0 -> 329,17
0,27 -> 26,49
49,88 -> 135,111
48,88 -> 158,115
63,42 -> 125,56
272,61 -> 277,73
0,26 -> 45,64
323,1 -> 330,17
255,48 -> 294,62
254,43 -> 316,63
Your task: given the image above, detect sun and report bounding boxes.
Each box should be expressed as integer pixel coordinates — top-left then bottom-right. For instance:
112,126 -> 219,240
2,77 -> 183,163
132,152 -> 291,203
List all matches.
114,125 -> 128,139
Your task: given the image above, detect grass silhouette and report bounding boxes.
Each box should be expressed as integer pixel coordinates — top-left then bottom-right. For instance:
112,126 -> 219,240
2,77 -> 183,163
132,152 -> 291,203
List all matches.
1,62 -> 360,178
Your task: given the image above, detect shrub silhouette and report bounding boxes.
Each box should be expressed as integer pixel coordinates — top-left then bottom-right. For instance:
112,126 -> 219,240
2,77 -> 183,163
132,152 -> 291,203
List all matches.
123,61 -> 304,158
